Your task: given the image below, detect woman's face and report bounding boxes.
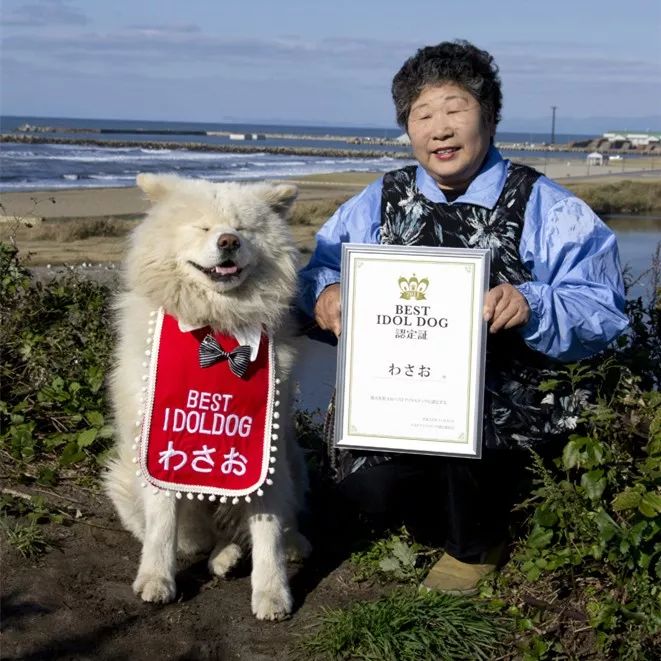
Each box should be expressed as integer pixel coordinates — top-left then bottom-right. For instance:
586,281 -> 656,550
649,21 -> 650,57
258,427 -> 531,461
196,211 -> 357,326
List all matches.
407,83 -> 494,191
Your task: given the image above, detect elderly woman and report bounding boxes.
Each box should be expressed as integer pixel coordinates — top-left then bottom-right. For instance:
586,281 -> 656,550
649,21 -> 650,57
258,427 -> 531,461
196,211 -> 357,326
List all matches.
298,40 -> 627,594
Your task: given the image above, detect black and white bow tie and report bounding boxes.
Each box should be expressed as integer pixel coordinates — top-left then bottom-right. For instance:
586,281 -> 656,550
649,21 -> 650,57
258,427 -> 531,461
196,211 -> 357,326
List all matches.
199,335 -> 252,378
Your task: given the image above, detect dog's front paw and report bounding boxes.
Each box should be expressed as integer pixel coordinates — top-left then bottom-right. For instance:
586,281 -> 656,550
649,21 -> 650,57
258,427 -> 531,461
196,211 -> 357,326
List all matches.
285,531 -> 312,562
132,573 -> 177,603
208,542 -> 243,578
251,588 -> 293,621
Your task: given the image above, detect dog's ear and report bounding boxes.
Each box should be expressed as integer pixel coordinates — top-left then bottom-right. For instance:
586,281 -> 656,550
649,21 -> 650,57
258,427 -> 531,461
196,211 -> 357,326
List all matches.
136,173 -> 182,201
263,184 -> 298,218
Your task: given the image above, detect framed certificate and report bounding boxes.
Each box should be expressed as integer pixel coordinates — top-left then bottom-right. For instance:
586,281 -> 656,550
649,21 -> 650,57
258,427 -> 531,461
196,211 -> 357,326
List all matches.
335,244 -> 490,458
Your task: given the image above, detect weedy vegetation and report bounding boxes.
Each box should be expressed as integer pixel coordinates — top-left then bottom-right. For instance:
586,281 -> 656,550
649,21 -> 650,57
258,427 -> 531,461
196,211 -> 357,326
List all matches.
297,588 -> 510,661
0,242 -> 115,478
1,230 -> 659,658
566,180 -> 661,216
349,526 -> 440,583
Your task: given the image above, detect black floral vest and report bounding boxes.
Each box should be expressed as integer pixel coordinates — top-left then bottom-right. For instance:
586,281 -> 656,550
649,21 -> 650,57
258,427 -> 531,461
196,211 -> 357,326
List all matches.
330,163 -> 583,482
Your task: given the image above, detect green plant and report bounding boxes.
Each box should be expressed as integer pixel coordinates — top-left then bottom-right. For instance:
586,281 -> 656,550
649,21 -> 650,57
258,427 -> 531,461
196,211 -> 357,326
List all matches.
495,371 -> 660,657
350,527 -> 440,583
0,242 -> 115,478
297,588 -> 509,661
1,517 -> 54,558
0,493 -> 65,525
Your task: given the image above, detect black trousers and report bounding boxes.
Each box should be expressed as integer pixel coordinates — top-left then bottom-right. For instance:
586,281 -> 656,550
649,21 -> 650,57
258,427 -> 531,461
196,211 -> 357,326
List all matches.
334,450 -> 530,562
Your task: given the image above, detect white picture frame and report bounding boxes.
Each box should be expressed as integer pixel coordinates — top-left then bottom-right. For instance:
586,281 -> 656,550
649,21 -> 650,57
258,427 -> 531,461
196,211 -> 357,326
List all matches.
335,244 -> 490,458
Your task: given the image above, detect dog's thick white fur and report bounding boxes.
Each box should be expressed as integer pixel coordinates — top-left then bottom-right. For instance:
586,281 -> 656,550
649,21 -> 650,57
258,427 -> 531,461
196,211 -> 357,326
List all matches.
104,174 -> 310,620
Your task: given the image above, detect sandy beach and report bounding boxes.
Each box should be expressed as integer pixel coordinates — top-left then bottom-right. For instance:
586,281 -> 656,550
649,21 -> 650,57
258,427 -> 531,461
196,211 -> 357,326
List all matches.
1,158 -> 659,265
2,156 -> 659,219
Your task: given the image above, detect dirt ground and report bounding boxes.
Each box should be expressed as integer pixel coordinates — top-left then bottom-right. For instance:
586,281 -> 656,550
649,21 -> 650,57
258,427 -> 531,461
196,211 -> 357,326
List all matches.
0,181 -> 390,660
1,472 -> 393,661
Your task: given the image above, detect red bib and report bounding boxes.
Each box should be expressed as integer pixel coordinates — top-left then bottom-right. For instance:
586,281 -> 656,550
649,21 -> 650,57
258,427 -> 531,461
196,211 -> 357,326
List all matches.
137,310 -> 277,500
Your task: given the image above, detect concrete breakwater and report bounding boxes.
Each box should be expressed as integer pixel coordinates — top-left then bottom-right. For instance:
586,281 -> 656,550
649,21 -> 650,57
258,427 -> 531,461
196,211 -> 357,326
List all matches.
0,134 -> 413,159
4,133 -> 656,160
14,123 -> 383,143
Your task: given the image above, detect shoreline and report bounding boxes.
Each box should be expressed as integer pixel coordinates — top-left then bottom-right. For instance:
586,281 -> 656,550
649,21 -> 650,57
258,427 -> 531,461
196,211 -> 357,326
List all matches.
2,159 -> 660,222
2,168 -> 659,267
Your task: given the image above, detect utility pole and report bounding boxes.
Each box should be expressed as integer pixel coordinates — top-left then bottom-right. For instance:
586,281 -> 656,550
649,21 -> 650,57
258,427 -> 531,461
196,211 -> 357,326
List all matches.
550,106 -> 557,145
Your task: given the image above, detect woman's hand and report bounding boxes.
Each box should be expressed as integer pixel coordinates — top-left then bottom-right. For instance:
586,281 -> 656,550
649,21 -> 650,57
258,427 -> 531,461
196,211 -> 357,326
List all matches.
483,284 -> 530,333
314,283 -> 342,336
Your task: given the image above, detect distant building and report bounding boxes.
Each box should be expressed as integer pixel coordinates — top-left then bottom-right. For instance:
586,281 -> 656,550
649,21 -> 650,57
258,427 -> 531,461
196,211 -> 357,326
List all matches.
587,152 -> 606,166
603,131 -> 661,147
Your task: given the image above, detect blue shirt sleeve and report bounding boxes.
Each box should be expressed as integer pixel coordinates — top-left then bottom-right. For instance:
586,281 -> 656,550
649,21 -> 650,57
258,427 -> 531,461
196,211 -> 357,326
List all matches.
516,176 -> 628,362
297,178 -> 383,316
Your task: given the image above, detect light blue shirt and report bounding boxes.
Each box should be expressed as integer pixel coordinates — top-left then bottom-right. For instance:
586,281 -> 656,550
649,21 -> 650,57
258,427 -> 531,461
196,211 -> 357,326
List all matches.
298,147 -> 628,362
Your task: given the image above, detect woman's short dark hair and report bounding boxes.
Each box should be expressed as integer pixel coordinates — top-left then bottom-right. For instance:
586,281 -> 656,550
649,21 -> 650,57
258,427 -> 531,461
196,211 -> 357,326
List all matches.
391,40 -> 502,130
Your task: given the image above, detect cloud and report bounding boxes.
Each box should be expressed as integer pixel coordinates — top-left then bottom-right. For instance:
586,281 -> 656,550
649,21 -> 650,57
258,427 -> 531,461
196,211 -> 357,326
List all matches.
3,25 -> 658,88
2,27 -> 659,121
2,0 -> 88,27
1,26 -> 413,74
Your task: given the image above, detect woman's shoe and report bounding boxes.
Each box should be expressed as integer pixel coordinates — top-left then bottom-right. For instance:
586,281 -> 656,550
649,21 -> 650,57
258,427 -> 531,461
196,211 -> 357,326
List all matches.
420,545 -> 505,596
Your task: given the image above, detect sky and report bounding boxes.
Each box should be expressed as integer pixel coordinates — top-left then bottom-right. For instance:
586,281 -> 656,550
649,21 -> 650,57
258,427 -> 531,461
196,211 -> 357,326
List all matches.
1,0 -> 660,133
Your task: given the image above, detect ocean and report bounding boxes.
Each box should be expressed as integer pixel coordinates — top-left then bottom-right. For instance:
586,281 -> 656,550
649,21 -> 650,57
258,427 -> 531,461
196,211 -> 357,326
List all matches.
0,115 -> 603,192
0,115 -> 658,295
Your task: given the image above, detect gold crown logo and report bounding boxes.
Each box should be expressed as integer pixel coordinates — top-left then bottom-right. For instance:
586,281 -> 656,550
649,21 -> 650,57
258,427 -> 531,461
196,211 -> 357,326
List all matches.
398,275 -> 429,300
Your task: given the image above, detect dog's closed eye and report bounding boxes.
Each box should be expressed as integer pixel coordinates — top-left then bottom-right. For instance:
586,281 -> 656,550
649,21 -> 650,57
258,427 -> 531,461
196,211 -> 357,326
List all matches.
194,226 -> 210,232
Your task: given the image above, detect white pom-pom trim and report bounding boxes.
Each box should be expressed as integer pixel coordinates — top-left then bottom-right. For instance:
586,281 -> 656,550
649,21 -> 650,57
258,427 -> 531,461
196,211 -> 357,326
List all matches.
186,492 -> 194,500
257,489 -> 264,497
232,497 -> 239,505
266,478 -> 273,485
209,495 -> 216,502
244,495 -> 251,503
176,492 -> 182,499
220,496 -> 228,504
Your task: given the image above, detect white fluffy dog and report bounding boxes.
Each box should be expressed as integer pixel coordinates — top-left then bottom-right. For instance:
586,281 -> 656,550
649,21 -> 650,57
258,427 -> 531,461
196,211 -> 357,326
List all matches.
105,173 -> 310,620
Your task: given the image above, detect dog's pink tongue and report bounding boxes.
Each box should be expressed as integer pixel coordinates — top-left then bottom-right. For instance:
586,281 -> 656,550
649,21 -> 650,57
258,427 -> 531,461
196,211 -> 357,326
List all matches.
215,264 -> 239,276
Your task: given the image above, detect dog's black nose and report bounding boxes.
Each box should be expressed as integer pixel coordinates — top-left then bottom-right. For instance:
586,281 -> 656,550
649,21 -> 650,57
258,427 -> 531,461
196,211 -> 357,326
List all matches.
218,233 -> 240,252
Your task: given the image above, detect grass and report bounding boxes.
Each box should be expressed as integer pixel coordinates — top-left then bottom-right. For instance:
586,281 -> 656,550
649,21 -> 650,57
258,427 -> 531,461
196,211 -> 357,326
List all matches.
566,180 -> 661,215
290,198 -> 348,226
0,197 -> 346,243
297,588 -> 509,661
1,517 -> 54,559
0,216 -> 139,243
